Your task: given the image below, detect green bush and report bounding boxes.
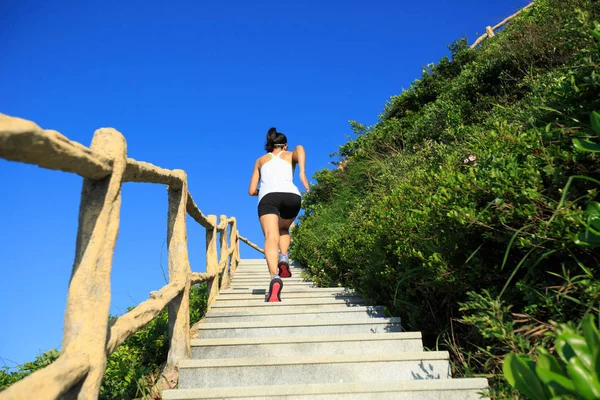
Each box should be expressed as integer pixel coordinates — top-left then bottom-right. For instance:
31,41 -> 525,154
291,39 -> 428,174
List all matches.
291,1 -> 600,398
503,313 -> 600,400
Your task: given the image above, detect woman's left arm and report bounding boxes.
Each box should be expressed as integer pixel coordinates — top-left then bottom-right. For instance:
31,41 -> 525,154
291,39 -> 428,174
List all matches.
248,159 -> 260,196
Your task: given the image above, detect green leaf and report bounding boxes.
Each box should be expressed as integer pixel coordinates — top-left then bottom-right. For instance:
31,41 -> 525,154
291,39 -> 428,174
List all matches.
567,357 -> 600,400
593,346 -> 600,382
582,315 -> 600,357
504,353 -> 549,400
592,111 -> 600,135
558,333 -> 593,371
563,334 -> 592,370
536,366 -> 575,397
585,202 -> 600,232
574,231 -> 600,248
537,347 -> 565,375
572,137 -> 600,153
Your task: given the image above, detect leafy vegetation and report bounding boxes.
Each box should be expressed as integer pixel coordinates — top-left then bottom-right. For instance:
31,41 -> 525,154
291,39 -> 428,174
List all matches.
290,1 -> 600,398
0,283 -> 207,399
503,314 -> 600,400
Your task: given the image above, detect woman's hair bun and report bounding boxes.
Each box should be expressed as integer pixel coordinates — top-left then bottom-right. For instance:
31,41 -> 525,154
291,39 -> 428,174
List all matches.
265,127 -> 287,152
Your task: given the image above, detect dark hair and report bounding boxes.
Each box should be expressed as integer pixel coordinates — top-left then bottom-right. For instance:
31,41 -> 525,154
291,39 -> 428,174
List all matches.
265,127 -> 288,152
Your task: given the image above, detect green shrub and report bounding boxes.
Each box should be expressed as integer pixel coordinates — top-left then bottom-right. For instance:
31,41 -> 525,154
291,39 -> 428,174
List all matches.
291,1 -> 600,398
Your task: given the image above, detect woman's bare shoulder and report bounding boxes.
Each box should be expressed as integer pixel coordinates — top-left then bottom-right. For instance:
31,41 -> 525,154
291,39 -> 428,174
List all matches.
256,153 -> 271,168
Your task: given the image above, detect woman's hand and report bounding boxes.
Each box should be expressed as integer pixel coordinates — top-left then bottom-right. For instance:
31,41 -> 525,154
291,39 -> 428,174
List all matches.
300,172 -> 310,193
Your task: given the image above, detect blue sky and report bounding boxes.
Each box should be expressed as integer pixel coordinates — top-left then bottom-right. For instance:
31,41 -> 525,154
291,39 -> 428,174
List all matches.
0,0 -> 530,368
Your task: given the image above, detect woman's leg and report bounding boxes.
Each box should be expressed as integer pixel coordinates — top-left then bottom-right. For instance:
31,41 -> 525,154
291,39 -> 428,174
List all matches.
278,217 -> 295,255
259,213 -> 281,276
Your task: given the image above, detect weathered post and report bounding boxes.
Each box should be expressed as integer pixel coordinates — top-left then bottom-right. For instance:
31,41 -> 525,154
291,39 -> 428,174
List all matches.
218,215 -> 230,289
166,170 -> 192,366
61,128 -> 127,399
206,215 -> 219,305
229,217 -> 239,277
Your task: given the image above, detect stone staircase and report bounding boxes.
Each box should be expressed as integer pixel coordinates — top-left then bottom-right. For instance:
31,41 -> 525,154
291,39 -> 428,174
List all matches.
163,259 -> 489,399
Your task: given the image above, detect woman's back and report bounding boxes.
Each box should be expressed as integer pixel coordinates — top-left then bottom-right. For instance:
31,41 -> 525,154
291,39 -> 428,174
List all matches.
258,151 -> 300,203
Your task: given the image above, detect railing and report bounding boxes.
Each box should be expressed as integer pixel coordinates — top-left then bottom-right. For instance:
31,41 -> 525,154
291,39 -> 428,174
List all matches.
0,113 -> 264,400
469,1 -> 534,49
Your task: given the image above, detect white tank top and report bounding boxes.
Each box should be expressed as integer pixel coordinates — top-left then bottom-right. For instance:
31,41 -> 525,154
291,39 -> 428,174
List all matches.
258,152 -> 301,203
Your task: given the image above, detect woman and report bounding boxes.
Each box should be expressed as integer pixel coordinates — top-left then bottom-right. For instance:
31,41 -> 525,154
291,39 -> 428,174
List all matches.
248,127 -> 310,302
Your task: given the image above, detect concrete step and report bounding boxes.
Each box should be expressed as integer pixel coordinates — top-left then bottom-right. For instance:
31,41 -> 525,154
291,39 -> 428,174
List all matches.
228,285 -> 317,291
210,297 -> 366,309
190,332 -> 423,359
197,317 -> 402,338
178,352 -> 451,389
207,304 -> 374,315
163,378 -> 490,399
218,287 -> 351,295
232,277 -> 310,283
225,284 -> 328,291
205,304 -> 379,317
214,291 -> 362,301
232,273 -> 307,279
204,306 -> 384,323
230,282 -> 316,288
209,299 -> 369,313
235,265 -> 303,271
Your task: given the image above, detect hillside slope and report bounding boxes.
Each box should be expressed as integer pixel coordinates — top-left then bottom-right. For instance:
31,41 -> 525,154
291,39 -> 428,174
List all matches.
290,0 -> 600,397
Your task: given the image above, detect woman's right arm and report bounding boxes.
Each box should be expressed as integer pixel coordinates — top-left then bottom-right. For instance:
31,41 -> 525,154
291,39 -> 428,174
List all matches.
248,159 -> 260,196
292,145 -> 310,192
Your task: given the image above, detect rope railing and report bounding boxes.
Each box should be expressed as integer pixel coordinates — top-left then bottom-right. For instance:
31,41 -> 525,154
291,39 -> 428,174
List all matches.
469,1 -> 534,49
0,113 -> 264,400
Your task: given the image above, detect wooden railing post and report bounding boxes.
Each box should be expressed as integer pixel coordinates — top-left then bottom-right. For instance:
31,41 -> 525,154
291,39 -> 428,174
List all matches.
218,215 -> 230,289
0,114 -> 269,399
236,229 -> 241,263
229,218 -> 239,277
166,170 -> 192,366
61,128 -> 127,399
206,215 -> 219,305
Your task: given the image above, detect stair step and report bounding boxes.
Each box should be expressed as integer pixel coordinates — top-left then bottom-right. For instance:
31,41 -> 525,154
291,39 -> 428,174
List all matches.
218,287 -> 351,295
197,317 -> 401,338
232,278 -> 309,284
231,280 -> 313,285
207,304 -> 371,314
163,378 -> 490,399
178,352 -> 450,389
214,292 -> 361,301
204,307 -> 384,323
210,298 -> 367,309
224,285 -> 328,291
205,304 -> 379,316
191,332 -> 423,359
232,274 -> 307,279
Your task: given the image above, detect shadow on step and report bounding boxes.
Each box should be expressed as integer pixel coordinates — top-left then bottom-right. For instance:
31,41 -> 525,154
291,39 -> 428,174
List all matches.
412,361 -> 443,380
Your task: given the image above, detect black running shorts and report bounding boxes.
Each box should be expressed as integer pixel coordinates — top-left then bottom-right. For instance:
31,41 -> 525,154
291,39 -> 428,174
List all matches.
258,192 -> 302,219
